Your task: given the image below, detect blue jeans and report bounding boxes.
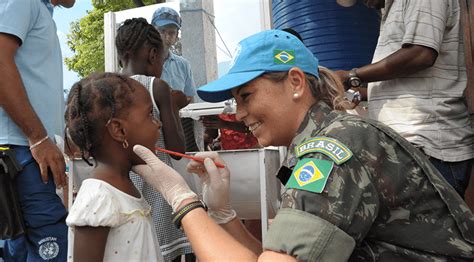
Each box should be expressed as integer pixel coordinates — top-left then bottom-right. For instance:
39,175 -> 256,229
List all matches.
429,157 -> 472,198
3,146 -> 67,262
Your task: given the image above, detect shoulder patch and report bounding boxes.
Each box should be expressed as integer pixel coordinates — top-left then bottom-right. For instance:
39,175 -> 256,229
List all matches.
295,136 -> 353,165
286,158 -> 334,193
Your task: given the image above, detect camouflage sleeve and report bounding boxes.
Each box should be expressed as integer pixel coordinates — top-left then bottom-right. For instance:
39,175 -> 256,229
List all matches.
263,208 -> 355,261
279,152 -> 380,245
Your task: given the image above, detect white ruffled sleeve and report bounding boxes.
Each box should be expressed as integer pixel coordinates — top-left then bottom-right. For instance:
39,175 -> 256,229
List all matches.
66,180 -> 121,227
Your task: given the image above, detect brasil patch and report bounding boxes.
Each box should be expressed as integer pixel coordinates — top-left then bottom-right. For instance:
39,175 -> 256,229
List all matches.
274,49 -> 295,64
295,137 -> 352,165
286,158 -> 334,193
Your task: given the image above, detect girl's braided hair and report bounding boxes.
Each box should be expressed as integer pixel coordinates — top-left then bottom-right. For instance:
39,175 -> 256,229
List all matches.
64,72 -> 136,165
116,17 -> 164,63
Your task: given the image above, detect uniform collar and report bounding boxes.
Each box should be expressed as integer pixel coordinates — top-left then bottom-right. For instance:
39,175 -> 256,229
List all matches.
165,51 -> 176,62
283,101 -> 339,168
41,0 -> 54,16
276,101 -> 340,184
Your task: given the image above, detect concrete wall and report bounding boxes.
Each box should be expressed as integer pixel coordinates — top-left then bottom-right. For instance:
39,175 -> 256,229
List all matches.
180,0 -> 218,90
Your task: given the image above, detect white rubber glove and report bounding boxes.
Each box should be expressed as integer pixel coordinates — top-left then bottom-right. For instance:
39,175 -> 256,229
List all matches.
186,152 -> 236,224
132,145 -> 197,212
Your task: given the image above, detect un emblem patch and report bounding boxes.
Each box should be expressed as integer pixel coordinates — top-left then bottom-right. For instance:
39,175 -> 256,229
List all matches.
38,237 -> 60,260
229,44 -> 242,68
274,50 -> 295,64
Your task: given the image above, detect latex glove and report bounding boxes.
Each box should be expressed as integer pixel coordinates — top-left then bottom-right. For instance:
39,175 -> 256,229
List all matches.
132,145 -> 197,212
186,152 -> 236,224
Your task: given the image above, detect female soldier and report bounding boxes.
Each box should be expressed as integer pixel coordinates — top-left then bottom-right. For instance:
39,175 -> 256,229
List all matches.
131,30 -> 474,261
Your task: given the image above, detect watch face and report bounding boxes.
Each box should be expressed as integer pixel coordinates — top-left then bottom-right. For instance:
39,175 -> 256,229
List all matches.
349,77 -> 361,87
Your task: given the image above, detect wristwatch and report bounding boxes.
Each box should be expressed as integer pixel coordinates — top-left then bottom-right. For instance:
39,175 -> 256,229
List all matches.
346,68 -> 361,90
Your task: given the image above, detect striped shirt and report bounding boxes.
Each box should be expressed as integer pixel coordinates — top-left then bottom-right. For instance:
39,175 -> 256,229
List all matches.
368,0 -> 474,162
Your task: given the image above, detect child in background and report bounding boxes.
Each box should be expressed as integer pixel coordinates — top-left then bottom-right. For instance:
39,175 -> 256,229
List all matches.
152,6 -> 200,155
115,18 -> 191,262
116,18 -> 185,157
65,73 -> 170,261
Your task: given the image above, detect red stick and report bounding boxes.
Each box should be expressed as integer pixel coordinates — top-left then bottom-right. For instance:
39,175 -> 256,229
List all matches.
155,147 -> 226,168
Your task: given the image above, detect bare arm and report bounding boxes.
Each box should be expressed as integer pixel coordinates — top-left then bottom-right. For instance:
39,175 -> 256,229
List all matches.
180,201 -> 258,260
73,226 -> 110,262
336,44 -> 438,89
219,217 -> 263,255
132,146 -> 298,261
171,90 -> 192,109
356,44 -> 437,82
0,33 -> 66,187
180,202 -> 296,261
152,79 -> 185,157
258,251 -> 298,262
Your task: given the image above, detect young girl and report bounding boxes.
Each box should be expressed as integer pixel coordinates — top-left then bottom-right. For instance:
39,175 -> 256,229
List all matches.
116,18 -> 185,157
65,73 -> 165,261
115,18 -> 192,261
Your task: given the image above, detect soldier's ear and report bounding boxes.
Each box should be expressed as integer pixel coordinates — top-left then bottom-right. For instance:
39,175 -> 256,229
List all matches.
287,67 -> 306,97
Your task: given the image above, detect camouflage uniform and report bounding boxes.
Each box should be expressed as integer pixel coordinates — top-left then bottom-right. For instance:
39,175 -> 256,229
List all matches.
263,102 -> 474,261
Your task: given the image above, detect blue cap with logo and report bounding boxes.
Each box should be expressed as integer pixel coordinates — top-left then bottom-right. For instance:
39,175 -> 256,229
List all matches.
151,7 -> 182,29
197,29 -> 319,103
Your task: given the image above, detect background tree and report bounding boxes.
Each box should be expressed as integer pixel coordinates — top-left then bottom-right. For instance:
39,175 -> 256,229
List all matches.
65,0 -> 161,77
131,0 -> 163,7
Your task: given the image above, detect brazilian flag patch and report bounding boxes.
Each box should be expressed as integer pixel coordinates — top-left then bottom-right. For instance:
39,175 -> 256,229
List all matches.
274,49 -> 295,64
286,158 -> 334,193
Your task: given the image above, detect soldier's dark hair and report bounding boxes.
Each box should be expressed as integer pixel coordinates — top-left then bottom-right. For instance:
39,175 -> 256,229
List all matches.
115,17 -> 164,64
261,66 -> 351,111
64,72 -> 136,165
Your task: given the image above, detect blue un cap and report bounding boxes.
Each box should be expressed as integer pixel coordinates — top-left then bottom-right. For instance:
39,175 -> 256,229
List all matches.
151,7 -> 182,29
197,29 -> 319,103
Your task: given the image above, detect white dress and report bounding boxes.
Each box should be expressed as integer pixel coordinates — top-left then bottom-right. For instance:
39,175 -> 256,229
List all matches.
66,179 -> 164,262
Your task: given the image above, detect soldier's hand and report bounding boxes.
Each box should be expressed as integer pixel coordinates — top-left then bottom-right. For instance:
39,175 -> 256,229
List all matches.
187,152 -> 236,224
132,145 -> 197,212
30,138 -> 67,188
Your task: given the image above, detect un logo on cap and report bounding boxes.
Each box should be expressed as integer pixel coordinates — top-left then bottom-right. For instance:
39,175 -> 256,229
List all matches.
229,44 -> 242,69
